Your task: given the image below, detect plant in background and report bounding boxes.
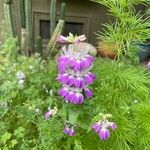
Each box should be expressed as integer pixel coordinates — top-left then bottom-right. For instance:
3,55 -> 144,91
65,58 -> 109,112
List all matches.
4,0 -> 17,37
93,0 -> 150,60
3,0 -> 66,58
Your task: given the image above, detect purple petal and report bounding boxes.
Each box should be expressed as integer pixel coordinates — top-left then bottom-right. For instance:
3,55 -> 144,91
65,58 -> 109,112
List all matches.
67,75 -> 74,86
72,93 -> 83,104
147,62 -> 150,69
61,74 -> 69,84
73,60 -> 82,71
57,56 -> 66,63
78,94 -> 84,104
58,62 -> 67,74
69,58 -> 76,67
74,78 -> 81,88
64,93 -> 70,102
99,128 -> 110,140
84,88 -> 93,98
84,74 -> 93,84
74,78 -> 85,88
64,91 -> 74,102
44,111 -> 52,119
81,58 -> 90,69
57,35 -> 68,43
69,92 -> 76,103
69,129 -> 76,136
57,74 -> 64,83
58,88 -> 69,97
86,55 -> 95,63
72,93 -> 80,104
88,73 -> 96,81
109,122 -> 117,130
92,123 -> 101,133
64,126 -> 70,135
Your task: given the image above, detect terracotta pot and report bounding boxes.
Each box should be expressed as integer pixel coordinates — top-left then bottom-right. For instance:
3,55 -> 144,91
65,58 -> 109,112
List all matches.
97,50 -> 116,59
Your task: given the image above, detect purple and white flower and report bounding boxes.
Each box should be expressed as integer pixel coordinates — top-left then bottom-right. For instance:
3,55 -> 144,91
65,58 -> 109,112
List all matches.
44,107 -> 58,119
92,114 -> 117,140
57,34 -> 96,105
63,125 -> 76,136
147,62 -> 150,69
84,88 -> 93,98
99,128 -> 110,140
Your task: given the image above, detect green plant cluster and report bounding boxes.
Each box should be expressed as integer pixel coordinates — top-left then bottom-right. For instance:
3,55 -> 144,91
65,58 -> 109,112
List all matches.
93,0 -> 150,59
0,37 -> 150,150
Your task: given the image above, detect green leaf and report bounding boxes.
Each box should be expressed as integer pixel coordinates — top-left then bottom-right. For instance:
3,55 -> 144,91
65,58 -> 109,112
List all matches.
69,110 -> 80,125
14,126 -> 25,138
1,132 -> 11,144
74,139 -> 83,150
11,139 -> 18,148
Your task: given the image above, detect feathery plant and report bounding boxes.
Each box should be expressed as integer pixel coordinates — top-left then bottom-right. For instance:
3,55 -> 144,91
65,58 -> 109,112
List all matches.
90,59 -> 150,150
93,0 -> 150,60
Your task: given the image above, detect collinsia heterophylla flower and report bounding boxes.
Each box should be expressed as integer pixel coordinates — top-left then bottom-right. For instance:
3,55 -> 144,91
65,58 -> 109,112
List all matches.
63,124 -> 76,136
57,33 -> 86,44
147,61 -> 150,69
57,34 -> 96,105
44,107 -> 58,120
92,114 -> 117,140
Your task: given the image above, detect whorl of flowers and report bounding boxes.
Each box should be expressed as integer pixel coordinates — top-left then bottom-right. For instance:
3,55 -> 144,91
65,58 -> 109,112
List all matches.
92,113 -> 117,140
57,33 -> 96,105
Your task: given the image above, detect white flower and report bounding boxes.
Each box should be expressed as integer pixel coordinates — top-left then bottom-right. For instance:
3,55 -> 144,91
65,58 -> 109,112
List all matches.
49,89 -> 53,96
18,79 -> 25,89
16,71 -> 25,80
35,108 -> 40,114
29,65 -> 34,70
133,100 -> 138,103
43,84 -> 46,89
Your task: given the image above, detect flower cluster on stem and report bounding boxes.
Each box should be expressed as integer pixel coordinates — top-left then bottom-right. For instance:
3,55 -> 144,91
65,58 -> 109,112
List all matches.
57,34 -> 96,105
92,113 -> 117,140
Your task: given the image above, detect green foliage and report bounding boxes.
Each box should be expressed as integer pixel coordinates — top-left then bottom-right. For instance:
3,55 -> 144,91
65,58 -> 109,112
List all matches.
1,37 -> 18,60
35,36 -> 43,56
4,0 -> 17,37
132,102 -> 150,149
93,0 -> 150,59
1,37 -> 150,149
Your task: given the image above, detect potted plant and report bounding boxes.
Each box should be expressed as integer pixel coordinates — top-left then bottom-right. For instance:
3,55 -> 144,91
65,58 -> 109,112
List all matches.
96,22 -> 123,59
97,41 -> 118,59
93,0 -> 150,61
